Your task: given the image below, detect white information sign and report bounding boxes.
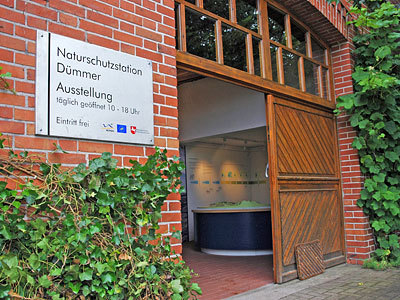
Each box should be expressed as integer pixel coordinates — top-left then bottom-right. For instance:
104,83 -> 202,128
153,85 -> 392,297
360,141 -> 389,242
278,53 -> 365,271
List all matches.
35,30 -> 154,145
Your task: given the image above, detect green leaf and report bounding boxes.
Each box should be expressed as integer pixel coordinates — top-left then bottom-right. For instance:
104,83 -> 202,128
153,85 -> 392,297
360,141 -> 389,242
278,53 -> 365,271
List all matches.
31,218 -> 47,233
79,269 -> 93,281
191,283 -> 202,295
39,163 -> 51,175
352,138 -> 363,150
89,174 -> 101,191
115,222 -> 125,235
0,225 -> 12,239
137,261 -> 148,268
97,190 -> 113,206
358,119 -> 369,129
385,151 -> 398,162
385,121 -> 398,135
374,45 -> 391,59
101,273 -> 115,284
12,200 -> 21,209
388,234 -> 399,248
141,183 -> 153,192
171,294 -> 182,300
171,230 -> 181,239
171,279 -> 184,294
72,173 -> 86,182
373,173 -> 385,183
89,158 -> 107,172
28,253 -> 40,270
37,238 -> 49,250
89,222 -> 102,235
82,285 -> 91,297
52,143 -> 68,153
38,275 -> 52,288
1,254 -> 18,269
50,268 -> 62,276
95,262 -> 108,275
26,274 -> 35,285
69,282 -> 82,294
0,284 -> 11,298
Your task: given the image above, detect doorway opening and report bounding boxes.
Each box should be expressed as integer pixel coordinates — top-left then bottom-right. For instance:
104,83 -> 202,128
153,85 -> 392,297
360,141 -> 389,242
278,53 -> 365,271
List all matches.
177,70 -> 274,299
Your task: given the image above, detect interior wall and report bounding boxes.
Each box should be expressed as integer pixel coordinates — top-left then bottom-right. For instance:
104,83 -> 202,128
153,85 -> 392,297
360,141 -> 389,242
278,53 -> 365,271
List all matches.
249,148 -> 270,206
178,78 -> 266,142
185,144 -> 270,240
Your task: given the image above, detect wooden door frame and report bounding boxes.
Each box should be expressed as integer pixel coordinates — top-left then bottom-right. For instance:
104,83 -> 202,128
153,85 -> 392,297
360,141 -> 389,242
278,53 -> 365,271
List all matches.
266,94 -> 282,283
176,64 -> 346,283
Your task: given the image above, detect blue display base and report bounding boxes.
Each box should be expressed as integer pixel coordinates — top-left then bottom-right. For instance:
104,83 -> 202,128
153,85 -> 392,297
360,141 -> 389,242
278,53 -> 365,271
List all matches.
194,210 -> 272,252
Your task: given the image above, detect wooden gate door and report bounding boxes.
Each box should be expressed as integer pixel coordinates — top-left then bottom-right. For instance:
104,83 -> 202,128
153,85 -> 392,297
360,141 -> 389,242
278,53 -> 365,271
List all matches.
266,95 -> 346,283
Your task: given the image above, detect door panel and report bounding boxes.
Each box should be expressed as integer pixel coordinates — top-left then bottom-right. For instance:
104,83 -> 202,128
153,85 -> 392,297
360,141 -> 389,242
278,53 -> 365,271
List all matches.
280,188 -> 342,266
266,95 -> 345,283
275,104 -> 336,176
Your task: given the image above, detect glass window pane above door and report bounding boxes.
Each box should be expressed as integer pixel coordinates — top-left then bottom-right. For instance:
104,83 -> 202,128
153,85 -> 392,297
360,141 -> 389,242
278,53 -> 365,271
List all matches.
204,0 -> 230,20
186,8 -> 217,61
222,24 -> 247,72
291,21 -> 306,55
304,59 -> 319,96
282,49 -> 300,89
311,37 -> 326,64
237,0 -> 258,32
253,37 -> 261,76
322,67 -> 329,99
268,5 -> 286,45
270,45 -> 279,82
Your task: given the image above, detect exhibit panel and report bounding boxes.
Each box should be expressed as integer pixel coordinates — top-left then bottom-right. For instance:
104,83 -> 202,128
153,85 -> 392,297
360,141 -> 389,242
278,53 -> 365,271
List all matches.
184,143 -> 270,242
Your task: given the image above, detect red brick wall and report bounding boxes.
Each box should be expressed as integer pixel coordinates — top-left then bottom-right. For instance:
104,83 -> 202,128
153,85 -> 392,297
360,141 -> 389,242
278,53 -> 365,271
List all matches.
331,41 -> 375,264
0,0 -> 376,263
0,0 -> 181,254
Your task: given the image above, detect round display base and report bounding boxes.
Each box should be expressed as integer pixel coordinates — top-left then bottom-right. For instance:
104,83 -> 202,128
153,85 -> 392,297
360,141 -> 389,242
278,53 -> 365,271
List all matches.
201,248 -> 273,256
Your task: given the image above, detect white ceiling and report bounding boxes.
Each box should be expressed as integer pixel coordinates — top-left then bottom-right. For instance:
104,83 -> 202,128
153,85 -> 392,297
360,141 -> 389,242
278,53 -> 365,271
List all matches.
183,126 -> 267,148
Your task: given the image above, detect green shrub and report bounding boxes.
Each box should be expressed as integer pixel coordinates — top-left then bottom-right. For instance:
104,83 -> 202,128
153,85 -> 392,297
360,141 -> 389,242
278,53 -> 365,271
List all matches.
363,255 -> 400,270
335,1 -> 400,265
0,139 -> 201,299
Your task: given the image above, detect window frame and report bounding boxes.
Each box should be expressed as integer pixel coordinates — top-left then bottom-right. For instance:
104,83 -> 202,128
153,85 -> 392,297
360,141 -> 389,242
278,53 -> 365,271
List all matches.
175,0 -> 336,105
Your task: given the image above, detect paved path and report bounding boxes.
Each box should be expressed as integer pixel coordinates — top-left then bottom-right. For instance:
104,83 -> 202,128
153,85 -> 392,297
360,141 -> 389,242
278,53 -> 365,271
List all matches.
225,264 -> 400,300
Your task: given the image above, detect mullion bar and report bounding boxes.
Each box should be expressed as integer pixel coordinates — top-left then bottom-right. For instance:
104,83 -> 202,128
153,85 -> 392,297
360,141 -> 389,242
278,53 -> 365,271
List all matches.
305,32 -> 312,58
317,65 -> 324,98
230,0 -> 237,23
326,49 -> 335,101
277,47 -> 284,84
246,33 -> 254,74
178,4 -> 187,52
215,20 -> 224,64
284,14 -> 292,48
298,57 -> 306,92
260,0 -> 271,80
196,0 -> 203,8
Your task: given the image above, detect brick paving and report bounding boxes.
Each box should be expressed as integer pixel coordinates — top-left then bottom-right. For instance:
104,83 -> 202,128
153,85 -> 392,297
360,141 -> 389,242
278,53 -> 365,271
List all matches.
227,264 -> 400,300
182,243 -> 274,300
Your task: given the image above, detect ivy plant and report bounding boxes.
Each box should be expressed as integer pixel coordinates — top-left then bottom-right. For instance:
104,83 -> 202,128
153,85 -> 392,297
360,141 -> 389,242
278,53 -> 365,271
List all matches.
335,1 -> 400,267
0,139 -> 201,299
0,66 -> 16,94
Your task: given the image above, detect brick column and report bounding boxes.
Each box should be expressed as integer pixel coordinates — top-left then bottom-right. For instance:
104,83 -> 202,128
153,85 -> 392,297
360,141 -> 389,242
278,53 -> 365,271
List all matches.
332,41 -> 375,264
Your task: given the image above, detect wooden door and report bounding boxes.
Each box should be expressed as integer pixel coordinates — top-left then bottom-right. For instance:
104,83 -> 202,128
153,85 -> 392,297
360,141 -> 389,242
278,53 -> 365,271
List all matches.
266,95 -> 346,283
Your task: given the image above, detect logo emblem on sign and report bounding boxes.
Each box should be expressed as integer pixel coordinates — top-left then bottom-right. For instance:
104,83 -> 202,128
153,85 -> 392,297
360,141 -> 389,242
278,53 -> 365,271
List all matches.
130,126 -> 136,134
102,123 -> 114,132
117,124 -> 127,133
